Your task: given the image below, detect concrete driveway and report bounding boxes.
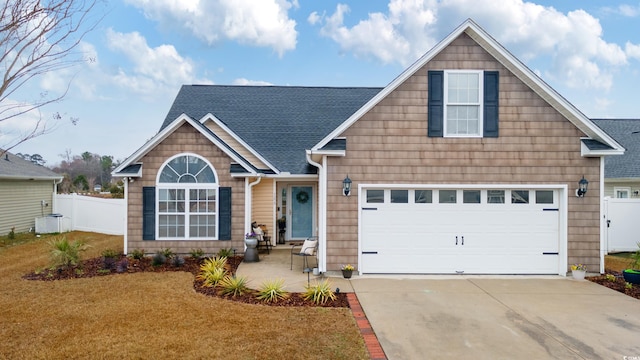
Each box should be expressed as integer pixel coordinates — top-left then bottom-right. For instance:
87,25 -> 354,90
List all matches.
351,277 -> 640,359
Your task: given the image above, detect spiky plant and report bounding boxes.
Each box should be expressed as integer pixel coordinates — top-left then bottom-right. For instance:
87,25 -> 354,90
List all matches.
172,255 -> 185,267
217,248 -> 234,258
256,278 -> 289,303
128,248 -> 145,260
189,248 -> 205,260
48,236 -> 90,269
197,267 -> 227,287
219,275 -> 249,297
303,280 -> 336,305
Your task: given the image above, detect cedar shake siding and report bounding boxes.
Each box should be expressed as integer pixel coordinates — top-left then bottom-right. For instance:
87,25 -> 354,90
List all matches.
127,123 -> 245,255
324,33 -> 601,271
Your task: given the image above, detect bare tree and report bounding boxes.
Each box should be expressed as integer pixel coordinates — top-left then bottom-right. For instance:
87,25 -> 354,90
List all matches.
0,0 -> 103,157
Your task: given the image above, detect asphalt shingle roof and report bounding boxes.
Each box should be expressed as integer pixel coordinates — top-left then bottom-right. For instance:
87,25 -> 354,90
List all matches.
0,151 -> 62,179
592,119 -> 640,178
161,85 -> 382,174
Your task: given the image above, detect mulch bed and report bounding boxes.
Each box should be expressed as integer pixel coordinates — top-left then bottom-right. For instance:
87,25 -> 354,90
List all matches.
22,255 -> 349,308
587,269 -> 640,300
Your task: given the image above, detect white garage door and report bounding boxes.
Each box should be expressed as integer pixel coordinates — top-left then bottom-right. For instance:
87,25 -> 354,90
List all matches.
360,188 -> 561,274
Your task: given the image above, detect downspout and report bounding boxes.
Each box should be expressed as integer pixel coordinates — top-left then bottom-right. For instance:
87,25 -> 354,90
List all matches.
123,177 -> 129,254
306,150 -> 325,273
245,175 -> 263,236
599,157 -> 606,274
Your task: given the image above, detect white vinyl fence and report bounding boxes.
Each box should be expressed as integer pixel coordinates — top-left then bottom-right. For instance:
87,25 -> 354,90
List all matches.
53,194 -> 125,235
603,197 -> 640,252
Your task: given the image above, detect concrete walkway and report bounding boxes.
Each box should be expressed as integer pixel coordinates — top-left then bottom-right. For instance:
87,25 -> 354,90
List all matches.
236,251 -> 640,359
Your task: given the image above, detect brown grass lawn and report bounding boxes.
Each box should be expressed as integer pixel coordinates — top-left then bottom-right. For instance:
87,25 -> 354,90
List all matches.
0,232 -> 368,359
605,253 -> 635,272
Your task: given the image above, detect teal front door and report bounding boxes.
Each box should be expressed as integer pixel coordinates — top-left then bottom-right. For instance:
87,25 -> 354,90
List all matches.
290,186 -> 314,239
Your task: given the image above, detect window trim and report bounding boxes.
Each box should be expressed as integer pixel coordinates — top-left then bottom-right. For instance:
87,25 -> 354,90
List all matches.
614,187 -> 630,199
443,70 -> 484,137
155,153 -> 219,240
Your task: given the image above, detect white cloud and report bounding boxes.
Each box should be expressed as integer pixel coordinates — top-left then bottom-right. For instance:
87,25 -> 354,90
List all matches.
307,11 -> 322,25
104,29 -> 211,97
232,78 -> 274,86
126,0 -> 298,57
317,1 -> 437,65
314,0 -> 631,91
626,42 -> 640,60
602,3 -> 640,17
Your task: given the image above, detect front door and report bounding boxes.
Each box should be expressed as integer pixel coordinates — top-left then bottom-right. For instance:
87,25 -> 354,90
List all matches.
290,185 -> 314,240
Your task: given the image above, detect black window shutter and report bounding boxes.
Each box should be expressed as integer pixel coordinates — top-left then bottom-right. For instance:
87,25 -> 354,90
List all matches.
428,70 -> 444,137
142,187 -> 155,240
218,187 -> 232,240
483,71 -> 499,137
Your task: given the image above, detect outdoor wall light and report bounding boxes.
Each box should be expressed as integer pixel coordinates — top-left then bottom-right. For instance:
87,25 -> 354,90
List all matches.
342,175 -> 352,197
576,176 -> 589,197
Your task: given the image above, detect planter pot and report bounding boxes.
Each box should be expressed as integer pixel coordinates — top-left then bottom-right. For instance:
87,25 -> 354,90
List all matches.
342,269 -> 353,279
572,270 -> 586,280
623,269 -> 640,285
244,238 -> 259,263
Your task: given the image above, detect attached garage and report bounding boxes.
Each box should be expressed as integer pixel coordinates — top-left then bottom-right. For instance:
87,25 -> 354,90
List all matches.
359,185 -> 567,275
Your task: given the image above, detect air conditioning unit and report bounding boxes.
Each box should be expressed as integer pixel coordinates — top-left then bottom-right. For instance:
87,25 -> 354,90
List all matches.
35,214 -> 62,234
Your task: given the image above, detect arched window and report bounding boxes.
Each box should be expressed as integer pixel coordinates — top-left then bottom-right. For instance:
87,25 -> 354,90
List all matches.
156,154 -> 218,239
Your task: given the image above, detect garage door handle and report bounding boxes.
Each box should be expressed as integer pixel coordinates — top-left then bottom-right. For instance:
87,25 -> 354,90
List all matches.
455,236 -> 458,245
461,236 -> 464,245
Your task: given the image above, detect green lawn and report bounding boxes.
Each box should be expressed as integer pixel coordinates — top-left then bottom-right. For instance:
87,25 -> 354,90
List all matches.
0,232 -> 368,359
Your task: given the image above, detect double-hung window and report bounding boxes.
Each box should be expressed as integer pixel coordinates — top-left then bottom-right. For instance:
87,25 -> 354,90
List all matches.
444,70 -> 483,136
156,154 -> 218,240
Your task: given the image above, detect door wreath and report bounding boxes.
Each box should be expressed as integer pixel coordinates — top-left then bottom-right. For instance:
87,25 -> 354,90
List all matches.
296,190 -> 309,204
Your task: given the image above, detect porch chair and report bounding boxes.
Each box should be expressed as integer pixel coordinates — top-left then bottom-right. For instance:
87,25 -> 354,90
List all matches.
255,224 -> 272,254
290,236 -> 318,272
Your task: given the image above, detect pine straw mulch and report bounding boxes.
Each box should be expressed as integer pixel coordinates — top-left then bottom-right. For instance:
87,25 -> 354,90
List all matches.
587,269 -> 640,300
22,255 -> 350,308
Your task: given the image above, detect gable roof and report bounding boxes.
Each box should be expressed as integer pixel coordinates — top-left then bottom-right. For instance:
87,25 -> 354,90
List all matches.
592,119 -> 640,179
113,114 -> 262,177
312,18 -> 624,155
0,151 -> 62,181
161,85 -> 382,174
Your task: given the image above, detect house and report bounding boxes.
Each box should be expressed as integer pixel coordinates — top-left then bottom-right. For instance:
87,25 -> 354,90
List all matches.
0,151 -> 63,235
592,119 -> 640,198
113,19 -> 624,275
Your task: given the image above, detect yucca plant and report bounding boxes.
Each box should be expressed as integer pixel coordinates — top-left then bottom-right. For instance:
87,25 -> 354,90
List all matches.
303,279 -> 336,305
128,248 -> 145,260
159,248 -> 174,259
48,236 -> 90,269
189,248 -> 205,260
217,248 -> 234,258
256,278 -> 289,303
196,257 -> 229,287
219,275 -> 249,297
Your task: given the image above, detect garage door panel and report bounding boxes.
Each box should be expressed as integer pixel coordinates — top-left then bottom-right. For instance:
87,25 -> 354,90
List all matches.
360,187 -> 561,274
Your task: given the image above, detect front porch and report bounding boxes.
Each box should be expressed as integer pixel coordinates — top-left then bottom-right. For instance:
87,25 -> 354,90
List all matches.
236,247 -> 353,293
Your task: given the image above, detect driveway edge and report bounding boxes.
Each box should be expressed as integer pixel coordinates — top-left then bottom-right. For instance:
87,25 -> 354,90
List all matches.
347,293 -> 387,360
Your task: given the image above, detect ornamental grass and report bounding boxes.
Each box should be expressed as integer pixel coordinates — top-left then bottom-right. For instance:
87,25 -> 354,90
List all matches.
0,231 -> 368,359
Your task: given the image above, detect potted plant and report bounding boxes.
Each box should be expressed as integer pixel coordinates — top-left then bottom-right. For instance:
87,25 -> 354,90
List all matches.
277,216 -> 286,230
623,242 -> 640,285
341,264 -> 354,279
570,264 -> 587,280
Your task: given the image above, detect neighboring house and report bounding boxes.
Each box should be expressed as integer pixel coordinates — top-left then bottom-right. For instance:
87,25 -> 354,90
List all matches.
592,119 -> 640,198
0,150 -> 63,235
113,19 -> 624,275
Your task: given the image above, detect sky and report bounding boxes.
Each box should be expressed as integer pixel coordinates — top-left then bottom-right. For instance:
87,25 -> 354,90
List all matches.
4,0 -> 640,167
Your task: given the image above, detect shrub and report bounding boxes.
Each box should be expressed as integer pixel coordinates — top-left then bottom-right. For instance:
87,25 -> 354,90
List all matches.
116,258 -> 129,273
128,249 -> 145,260
217,248 -> 234,258
159,248 -> 174,259
8,226 -> 15,240
219,275 -> 249,297
48,236 -> 90,269
256,279 -> 289,303
303,280 -> 336,305
196,257 -> 229,287
189,248 -> 205,260
172,255 -> 185,267
605,274 -> 616,282
102,248 -> 119,270
152,252 -> 166,266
